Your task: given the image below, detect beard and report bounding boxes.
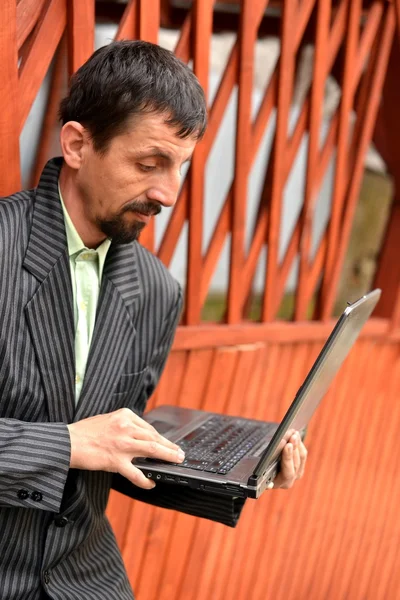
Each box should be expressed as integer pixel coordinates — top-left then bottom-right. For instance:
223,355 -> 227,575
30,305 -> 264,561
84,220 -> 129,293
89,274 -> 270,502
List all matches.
97,199 -> 161,245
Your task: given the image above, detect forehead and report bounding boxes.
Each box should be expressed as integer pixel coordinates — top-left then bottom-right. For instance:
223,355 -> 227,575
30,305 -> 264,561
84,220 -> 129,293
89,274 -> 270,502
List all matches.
115,112 -> 198,158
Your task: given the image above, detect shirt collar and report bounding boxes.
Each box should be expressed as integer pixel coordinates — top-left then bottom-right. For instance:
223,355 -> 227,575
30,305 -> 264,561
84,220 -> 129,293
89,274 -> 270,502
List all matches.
58,183 -> 111,281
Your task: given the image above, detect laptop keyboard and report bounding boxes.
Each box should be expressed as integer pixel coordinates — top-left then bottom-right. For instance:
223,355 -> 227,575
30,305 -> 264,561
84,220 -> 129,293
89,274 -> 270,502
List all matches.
171,415 -> 274,475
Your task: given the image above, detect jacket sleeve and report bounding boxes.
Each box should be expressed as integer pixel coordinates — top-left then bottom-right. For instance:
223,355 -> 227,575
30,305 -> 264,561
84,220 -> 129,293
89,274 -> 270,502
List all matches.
0,419 -> 71,512
111,282 -> 248,527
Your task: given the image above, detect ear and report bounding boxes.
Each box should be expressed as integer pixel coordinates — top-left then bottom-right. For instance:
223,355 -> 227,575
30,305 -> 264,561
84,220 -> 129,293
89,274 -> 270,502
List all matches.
60,121 -> 89,169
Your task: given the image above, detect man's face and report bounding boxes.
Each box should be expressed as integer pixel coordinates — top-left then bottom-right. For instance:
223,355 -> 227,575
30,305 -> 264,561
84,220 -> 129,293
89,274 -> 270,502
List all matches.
76,112 -> 197,244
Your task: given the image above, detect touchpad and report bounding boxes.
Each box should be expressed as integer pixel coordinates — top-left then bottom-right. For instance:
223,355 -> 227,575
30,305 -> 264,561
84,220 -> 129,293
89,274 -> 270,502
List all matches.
150,420 -> 174,436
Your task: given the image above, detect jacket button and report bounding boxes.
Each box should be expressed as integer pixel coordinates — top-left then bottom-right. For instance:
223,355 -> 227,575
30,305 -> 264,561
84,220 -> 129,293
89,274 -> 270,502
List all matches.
31,491 -> 43,502
43,570 -> 50,585
17,489 -> 29,500
54,515 -> 69,528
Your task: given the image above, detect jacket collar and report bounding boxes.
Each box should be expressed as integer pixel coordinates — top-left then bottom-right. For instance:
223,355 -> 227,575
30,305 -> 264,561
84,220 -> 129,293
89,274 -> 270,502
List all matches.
23,157 -> 141,308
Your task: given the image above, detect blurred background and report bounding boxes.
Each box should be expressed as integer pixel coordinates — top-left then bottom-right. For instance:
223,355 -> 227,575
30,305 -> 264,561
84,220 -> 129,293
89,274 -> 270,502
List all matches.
2,1 -> 400,598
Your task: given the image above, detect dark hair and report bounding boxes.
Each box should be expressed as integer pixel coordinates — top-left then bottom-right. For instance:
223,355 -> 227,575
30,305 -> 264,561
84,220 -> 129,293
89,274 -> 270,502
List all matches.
59,40 -> 207,152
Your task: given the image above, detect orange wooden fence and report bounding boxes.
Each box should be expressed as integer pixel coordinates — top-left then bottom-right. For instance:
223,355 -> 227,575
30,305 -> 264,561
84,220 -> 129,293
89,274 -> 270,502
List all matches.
2,1 -> 400,598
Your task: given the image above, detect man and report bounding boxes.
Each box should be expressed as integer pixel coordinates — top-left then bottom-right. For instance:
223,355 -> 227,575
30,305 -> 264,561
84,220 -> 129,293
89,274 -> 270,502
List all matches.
0,41 -> 307,599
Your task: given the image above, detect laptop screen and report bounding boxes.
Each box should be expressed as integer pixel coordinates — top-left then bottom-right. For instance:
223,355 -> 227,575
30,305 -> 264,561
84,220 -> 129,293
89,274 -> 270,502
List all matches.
251,289 -> 381,480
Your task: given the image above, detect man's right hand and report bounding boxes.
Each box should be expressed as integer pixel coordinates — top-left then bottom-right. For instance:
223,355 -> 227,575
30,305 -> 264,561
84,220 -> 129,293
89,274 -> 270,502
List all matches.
67,408 -> 184,490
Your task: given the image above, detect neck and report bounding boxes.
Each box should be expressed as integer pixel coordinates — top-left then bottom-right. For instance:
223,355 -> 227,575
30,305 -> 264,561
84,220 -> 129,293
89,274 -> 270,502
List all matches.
58,164 -> 107,249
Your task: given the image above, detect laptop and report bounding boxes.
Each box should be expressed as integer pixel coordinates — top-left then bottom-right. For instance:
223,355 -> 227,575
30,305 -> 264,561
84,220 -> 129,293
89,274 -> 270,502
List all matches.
134,289 -> 381,499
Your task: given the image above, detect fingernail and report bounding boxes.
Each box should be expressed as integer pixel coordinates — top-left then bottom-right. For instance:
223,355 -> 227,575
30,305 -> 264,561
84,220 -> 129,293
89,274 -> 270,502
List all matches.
148,481 -> 156,489
177,450 -> 185,461
287,443 -> 293,455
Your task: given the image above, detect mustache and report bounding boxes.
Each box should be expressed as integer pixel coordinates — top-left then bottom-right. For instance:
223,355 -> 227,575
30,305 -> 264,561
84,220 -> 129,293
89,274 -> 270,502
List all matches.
121,200 -> 162,218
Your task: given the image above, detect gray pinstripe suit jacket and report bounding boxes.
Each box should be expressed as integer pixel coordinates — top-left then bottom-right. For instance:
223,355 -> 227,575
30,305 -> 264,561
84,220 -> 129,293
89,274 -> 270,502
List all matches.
0,158 -> 183,599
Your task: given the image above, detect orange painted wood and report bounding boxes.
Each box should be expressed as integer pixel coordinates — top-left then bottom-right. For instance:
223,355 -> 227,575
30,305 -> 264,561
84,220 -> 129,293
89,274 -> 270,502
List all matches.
30,35 -> 65,188
67,0 -> 94,75
185,0 -> 213,325
322,3 -> 395,317
107,332 -> 400,600
157,181 -> 188,266
16,0 -> 47,49
173,12 -> 192,62
295,0 -> 331,320
374,202 -> 400,320
115,0 -> 138,41
19,0 -> 66,131
172,317 -> 391,349
263,0 -> 297,322
226,1 -> 263,323
137,0 -> 159,44
319,0 -> 364,319
394,0 -> 400,42
0,0 -> 21,195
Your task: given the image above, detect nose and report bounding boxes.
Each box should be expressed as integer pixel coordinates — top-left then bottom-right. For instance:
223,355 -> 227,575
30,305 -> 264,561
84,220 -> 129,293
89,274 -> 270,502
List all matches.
146,170 -> 181,208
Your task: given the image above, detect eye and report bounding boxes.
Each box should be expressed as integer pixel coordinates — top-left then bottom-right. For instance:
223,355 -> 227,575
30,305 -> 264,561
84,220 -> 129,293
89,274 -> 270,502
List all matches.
138,164 -> 156,172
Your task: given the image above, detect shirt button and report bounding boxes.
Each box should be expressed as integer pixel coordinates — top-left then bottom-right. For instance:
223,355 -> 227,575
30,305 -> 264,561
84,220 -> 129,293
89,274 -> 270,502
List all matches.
43,571 -> 50,585
75,374 -> 81,384
54,515 -> 69,528
31,491 -> 43,502
17,489 -> 29,500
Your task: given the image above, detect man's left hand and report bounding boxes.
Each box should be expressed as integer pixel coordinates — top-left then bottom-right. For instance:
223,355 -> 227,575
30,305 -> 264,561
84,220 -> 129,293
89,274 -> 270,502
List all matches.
272,431 -> 308,489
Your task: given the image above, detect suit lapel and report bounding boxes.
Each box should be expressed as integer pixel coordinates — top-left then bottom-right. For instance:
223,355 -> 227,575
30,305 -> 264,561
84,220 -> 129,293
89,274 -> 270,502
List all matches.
23,157 -> 142,423
74,242 -> 141,420
23,158 -> 75,423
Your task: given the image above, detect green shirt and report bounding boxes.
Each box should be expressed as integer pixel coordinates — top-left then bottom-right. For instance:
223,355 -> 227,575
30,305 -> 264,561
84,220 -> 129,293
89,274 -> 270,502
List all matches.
59,185 -> 111,402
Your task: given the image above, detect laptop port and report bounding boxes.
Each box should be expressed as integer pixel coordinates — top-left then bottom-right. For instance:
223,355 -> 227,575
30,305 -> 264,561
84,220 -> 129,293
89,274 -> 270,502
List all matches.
178,478 -> 189,484
156,474 -> 162,479
165,476 -> 175,482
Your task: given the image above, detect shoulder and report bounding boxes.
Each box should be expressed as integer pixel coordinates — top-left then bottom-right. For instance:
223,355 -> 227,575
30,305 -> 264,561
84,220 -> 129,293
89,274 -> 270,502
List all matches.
134,242 -> 181,306
0,189 -> 34,225
0,189 -> 34,244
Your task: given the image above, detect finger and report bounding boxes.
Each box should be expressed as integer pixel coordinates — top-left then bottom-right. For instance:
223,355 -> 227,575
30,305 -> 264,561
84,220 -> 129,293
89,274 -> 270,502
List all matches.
290,434 -> 301,474
118,461 -> 156,490
297,440 -> 308,479
129,425 -> 181,452
132,440 -> 185,463
275,443 -> 296,488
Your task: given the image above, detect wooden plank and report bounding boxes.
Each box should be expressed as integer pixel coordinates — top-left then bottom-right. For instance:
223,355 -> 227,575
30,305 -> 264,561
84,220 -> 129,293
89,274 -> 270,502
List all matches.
157,347 -> 239,600
226,0 -> 266,323
262,0 -> 297,321
185,0 -> 213,325
29,35 -> 65,188
0,0 -> 21,195
200,191 -> 232,305
330,344 -> 397,596
282,340 -> 367,597
146,349 -> 187,411
321,4 -> 395,318
395,0 -> 400,44
173,12 -> 192,62
295,0 -> 331,320
67,0 -> 95,76
115,0 -> 138,41
16,0 -> 47,49
305,342 -> 389,597
18,0 -> 66,131
318,0 -> 361,319
157,181 -> 188,266
122,351 -> 188,594
172,317 -> 391,350
137,0 -> 159,44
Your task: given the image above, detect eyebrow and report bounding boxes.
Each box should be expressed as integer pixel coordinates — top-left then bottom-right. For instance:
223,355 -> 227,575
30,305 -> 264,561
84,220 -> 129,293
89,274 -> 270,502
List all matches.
134,147 -> 193,165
